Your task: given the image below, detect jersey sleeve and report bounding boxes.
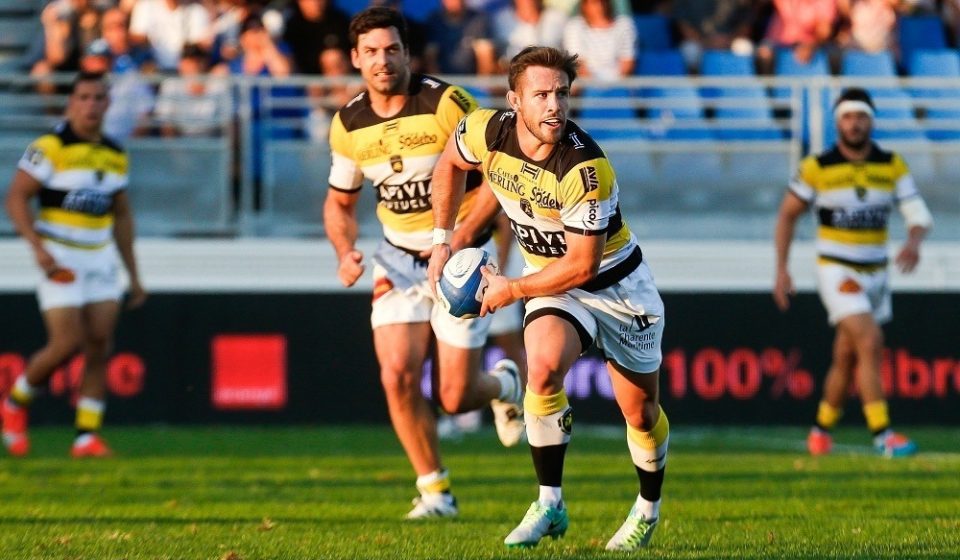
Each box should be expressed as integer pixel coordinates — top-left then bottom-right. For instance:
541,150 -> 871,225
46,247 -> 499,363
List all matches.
558,157 -> 617,236
327,112 -> 363,192
892,153 -> 920,202
17,136 -> 58,185
454,108 -> 496,167
787,156 -> 818,202
436,84 -> 478,137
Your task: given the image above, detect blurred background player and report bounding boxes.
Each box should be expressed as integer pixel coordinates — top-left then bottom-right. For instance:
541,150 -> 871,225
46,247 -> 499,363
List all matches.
2,72 -> 147,458
438,214 -> 528,442
322,7 -> 523,519
429,46 -> 669,550
773,87 -> 933,458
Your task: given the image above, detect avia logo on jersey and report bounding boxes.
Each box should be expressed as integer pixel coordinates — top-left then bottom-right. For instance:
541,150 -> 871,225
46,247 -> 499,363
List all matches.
377,180 -> 432,214
62,189 -> 112,215
489,168 -> 525,196
530,186 -> 561,210
579,166 -> 599,193
510,221 -> 567,257
399,132 -> 437,150
357,139 -> 392,161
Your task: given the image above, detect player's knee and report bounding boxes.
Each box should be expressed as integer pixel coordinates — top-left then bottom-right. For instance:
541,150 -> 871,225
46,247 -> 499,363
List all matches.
525,354 -> 566,395
45,333 -> 83,360
379,366 -> 420,400
623,400 -> 660,431
83,335 -> 113,362
852,327 -> 883,354
437,382 -> 469,414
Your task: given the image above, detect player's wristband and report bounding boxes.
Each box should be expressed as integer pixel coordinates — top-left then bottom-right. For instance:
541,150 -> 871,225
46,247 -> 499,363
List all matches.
508,280 -> 525,300
432,228 -> 454,245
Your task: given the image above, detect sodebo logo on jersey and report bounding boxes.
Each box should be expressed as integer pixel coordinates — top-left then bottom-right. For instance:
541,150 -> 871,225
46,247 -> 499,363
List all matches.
510,221 -> 566,256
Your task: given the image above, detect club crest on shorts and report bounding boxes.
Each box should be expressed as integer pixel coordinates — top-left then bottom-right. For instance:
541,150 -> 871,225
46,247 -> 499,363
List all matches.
558,408 -> 573,435
390,155 -> 403,173
520,198 -> 534,218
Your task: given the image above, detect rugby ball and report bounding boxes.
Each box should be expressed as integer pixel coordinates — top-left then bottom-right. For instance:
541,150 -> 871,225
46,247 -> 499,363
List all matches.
437,248 -> 498,319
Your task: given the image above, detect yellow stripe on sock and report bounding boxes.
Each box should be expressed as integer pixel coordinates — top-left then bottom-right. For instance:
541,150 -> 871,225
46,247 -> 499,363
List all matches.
626,406 -> 670,450
523,388 -> 569,417
75,407 -> 104,432
419,475 -> 451,494
816,401 -> 843,430
863,400 -> 890,433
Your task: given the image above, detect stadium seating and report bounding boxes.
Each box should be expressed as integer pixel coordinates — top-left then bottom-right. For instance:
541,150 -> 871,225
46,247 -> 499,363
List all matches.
633,14 -> 673,52
906,50 -> 960,139
897,15 -> 948,65
636,49 -> 686,76
772,49 -> 829,145
699,50 -> 781,141
841,51 -> 897,76
576,87 -> 644,140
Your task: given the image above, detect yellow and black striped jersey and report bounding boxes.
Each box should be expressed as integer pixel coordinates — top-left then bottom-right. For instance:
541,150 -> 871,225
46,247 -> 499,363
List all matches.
454,108 -> 637,273
789,143 -> 921,268
17,122 -> 128,249
327,74 -> 481,252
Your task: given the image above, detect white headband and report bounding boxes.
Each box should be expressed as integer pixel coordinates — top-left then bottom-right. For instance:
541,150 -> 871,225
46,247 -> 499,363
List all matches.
834,100 -> 874,120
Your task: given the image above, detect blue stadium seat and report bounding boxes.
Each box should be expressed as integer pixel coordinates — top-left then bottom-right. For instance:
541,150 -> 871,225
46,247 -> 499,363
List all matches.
841,51 -> 897,76
633,14 -> 673,51
774,49 -> 829,76
898,16 -> 948,64
699,51 -> 781,140
576,87 -> 644,140
636,49 -> 685,76
907,51 -> 960,140
772,49 -> 829,144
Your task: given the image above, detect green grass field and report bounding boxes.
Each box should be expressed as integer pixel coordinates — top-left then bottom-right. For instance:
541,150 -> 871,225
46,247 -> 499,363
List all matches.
0,425 -> 957,560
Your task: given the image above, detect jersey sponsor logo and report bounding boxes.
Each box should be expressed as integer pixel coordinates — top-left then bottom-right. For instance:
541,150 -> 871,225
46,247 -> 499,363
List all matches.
61,189 -> 112,215
22,146 -> 44,166
376,180 -> 432,213
579,166 -> 599,193
530,186 -> 561,210
820,205 -> 890,230
422,77 -> 442,89
865,173 -> 893,187
384,120 -> 399,133
520,161 -> 541,180
584,199 -> 599,227
489,168 -> 525,195
398,132 -> 437,150
520,198 -> 534,218
357,139 -> 392,161
510,221 -> 567,256
569,132 -> 584,149
449,89 -> 472,112
390,155 -> 403,173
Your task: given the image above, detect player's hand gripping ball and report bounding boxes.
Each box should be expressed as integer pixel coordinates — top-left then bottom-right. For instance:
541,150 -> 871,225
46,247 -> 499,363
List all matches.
437,247 -> 499,319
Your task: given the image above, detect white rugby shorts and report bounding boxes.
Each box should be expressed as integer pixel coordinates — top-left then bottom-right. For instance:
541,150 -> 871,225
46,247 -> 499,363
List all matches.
37,241 -> 123,311
369,239 -> 493,349
523,259 -> 665,374
816,262 -> 891,325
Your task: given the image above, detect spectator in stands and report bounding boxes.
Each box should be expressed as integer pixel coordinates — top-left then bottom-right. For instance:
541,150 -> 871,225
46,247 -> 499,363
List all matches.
281,0 -> 352,74
563,0 -> 637,80
29,0 -> 101,77
835,0 -> 899,55
98,7 -> 155,74
214,12 -> 292,77
79,39 -> 155,140
305,46 -> 360,141
672,0 -> 759,71
630,0 -> 669,13
130,0 -> 212,72
155,44 -> 231,137
424,0 -> 498,75
492,0 -> 568,67
756,0 -> 839,74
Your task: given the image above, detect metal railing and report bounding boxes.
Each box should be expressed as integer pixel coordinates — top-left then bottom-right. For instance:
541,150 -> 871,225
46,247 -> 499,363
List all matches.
0,73 -> 958,240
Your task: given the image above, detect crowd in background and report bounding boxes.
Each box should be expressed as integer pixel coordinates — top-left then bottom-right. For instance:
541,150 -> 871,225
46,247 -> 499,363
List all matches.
17,0 -> 960,141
